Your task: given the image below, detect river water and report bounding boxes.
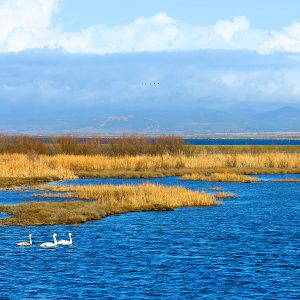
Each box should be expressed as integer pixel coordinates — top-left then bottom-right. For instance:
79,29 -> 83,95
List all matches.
184,139 -> 300,145
0,175 -> 299,299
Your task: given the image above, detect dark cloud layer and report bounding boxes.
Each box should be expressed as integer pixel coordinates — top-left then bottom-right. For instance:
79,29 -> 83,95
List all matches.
0,49 -> 299,133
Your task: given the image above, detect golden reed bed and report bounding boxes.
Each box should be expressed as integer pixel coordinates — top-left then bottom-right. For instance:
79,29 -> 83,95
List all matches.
0,184 -> 216,226
0,153 -> 299,180
181,173 -> 260,183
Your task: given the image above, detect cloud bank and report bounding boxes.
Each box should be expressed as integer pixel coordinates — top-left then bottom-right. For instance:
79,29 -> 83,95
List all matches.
1,50 -> 300,113
1,0 -> 300,55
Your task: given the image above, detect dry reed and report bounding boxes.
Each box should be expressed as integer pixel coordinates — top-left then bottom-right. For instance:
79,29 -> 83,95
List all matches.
181,172 -> 260,183
0,154 -> 76,179
215,192 -> 237,199
0,184 -> 216,226
0,152 -> 299,180
209,187 -> 223,191
1,135 -> 299,156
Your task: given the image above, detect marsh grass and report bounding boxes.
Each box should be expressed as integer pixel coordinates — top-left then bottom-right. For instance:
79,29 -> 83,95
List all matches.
0,135 -> 185,156
209,187 -> 223,191
0,177 -> 54,188
32,192 -> 76,199
181,172 -> 260,183
0,154 -> 76,179
0,184 -> 216,226
46,153 -> 300,171
1,135 -> 299,155
0,152 -> 299,181
215,192 -> 237,199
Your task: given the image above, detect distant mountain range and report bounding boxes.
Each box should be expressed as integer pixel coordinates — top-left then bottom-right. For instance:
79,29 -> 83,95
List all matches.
0,106 -> 299,135
248,107 -> 300,132
1,50 -> 300,135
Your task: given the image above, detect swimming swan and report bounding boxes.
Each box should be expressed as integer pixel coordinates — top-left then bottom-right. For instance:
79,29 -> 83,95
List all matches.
17,234 -> 32,246
40,233 -> 58,248
57,233 -> 73,246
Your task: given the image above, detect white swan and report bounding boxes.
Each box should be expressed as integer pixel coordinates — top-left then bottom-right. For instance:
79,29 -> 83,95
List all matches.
17,234 -> 32,246
40,233 -> 58,248
57,233 -> 72,246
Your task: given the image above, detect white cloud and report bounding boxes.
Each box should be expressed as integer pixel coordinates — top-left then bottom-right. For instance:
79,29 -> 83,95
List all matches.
214,16 -> 250,42
215,69 -> 300,103
1,50 -> 300,108
0,0 -> 59,51
260,21 -> 300,54
55,14 -> 256,54
0,0 -> 300,55
221,74 -> 238,86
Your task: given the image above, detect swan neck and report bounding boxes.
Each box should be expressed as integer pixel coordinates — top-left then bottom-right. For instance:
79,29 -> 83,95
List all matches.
53,235 -> 57,245
29,236 -> 32,245
69,235 -> 72,243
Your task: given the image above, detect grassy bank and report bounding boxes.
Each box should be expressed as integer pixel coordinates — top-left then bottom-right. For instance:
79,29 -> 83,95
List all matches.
1,153 -> 299,181
1,135 -> 299,156
181,173 -> 260,183
215,192 -> 237,199
0,184 -> 216,226
0,177 -> 55,188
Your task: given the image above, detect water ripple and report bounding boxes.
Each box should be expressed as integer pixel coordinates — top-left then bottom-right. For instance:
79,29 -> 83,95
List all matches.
0,175 -> 299,299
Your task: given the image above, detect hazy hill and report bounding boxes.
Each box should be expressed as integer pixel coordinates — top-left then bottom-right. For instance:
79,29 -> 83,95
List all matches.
1,106 -> 299,134
247,107 -> 300,132
0,50 -> 299,134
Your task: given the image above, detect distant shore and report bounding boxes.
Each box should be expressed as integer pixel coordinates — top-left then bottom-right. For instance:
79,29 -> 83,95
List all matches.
0,135 -> 299,226
0,136 -> 299,187
1,133 -> 300,140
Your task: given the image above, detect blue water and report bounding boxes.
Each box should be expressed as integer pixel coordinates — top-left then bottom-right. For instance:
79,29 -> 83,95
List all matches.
31,136 -> 300,146
0,189 -> 77,205
184,138 -> 300,145
0,176 -> 299,299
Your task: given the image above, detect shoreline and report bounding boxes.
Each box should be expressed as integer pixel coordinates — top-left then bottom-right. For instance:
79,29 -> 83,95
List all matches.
1,133 -> 300,139
1,166 -> 300,189
0,183 -> 217,226
1,172 -> 299,226
2,168 -> 300,188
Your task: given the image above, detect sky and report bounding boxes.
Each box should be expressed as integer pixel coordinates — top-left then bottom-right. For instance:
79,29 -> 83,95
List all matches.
2,0 -> 300,54
59,0 -> 300,30
0,0 -> 300,133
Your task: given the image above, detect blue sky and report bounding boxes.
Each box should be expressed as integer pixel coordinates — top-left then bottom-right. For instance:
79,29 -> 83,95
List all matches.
0,0 -> 300,133
1,0 -> 300,54
60,0 -> 300,30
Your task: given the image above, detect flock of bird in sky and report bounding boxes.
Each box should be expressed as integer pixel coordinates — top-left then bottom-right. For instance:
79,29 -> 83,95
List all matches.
140,82 -> 160,85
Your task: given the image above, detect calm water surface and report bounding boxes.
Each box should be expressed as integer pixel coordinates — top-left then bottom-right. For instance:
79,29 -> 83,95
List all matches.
34,137 -> 300,146
0,175 -> 299,299
184,139 -> 300,145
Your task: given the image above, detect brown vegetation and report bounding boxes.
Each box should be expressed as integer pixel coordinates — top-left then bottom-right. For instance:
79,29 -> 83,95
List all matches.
34,153 -> 300,171
215,192 -> 237,199
32,192 -> 76,199
0,135 -> 299,156
209,187 -> 223,191
0,136 -> 299,182
0,177 -> 54,188
0,184 -> 216,226
0,153 -> 76,179
0,135 -> 185,156
181,172 -> 260,183
0,152 -> 299,180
